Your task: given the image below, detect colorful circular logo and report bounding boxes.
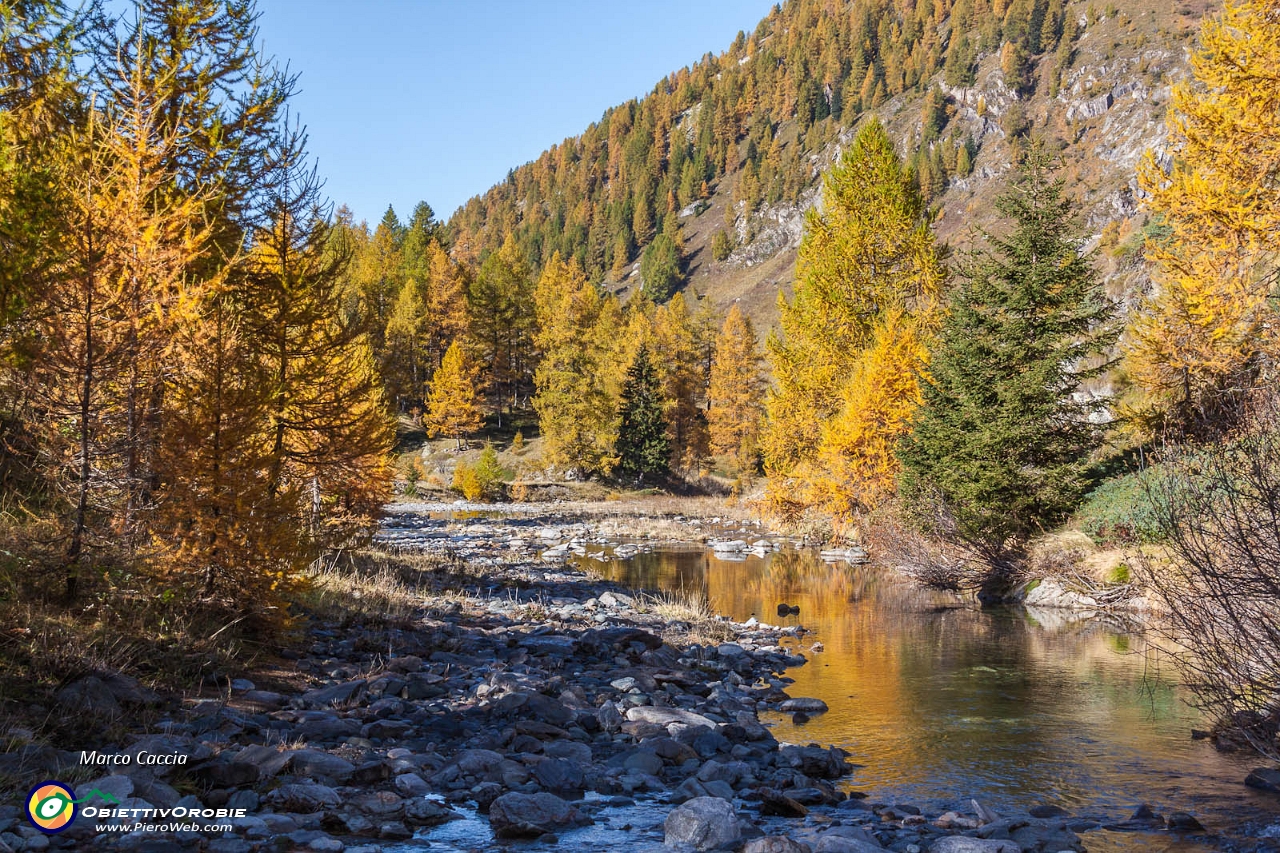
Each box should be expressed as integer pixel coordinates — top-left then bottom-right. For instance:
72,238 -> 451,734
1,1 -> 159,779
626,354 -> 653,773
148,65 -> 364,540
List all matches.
26,781 -> 77,833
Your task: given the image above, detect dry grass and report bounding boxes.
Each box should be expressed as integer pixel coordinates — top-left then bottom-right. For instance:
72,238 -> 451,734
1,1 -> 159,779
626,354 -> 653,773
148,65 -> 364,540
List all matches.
638,588 -> 737,644
297,549 -> 473,627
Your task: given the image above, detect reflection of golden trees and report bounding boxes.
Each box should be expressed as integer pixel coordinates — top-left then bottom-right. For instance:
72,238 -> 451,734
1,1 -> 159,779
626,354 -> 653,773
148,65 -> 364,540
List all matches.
595,546 -> 1213,811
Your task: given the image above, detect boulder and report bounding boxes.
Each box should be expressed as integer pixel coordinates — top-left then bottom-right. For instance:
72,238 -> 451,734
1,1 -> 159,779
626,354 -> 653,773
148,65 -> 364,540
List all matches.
664,797 -> 741,850
488,792 -> 590,839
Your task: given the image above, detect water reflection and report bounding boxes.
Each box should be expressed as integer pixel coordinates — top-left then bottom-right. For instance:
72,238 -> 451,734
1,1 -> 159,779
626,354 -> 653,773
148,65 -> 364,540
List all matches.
580,547 -> 1280,848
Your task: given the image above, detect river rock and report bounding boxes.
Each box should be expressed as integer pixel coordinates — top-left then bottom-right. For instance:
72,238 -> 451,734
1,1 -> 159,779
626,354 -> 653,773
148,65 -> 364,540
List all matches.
779,745 -> 848,779
758,788 -> 808,817
289,750 -> 355,782
625,706 -> 717,730
1021,579 -> 1096,610
533,757 -> 585,793
928,839 -> 1022,853
1166,812 -> 1205,832
745,838 -> 813,853
1246,767 -> 1280,792
814,836 -> 884,853
299,679 -> 366,708
664,797 -> 741,850
264,783 -> 341,813
779,698 -> 828,713
488,792 -> 590,838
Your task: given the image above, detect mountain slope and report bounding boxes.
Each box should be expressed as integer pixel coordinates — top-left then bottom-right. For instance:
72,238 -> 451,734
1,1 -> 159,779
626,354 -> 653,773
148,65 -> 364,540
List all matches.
446,0 -> 1210,330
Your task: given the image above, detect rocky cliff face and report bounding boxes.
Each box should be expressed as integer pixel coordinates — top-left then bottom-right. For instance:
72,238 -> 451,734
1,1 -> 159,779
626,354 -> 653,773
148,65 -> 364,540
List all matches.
682,0 -> 1203,331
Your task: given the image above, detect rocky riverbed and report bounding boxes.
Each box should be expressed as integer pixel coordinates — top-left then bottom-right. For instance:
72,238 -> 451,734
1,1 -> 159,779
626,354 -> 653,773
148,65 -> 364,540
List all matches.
0,502 -> 1225,852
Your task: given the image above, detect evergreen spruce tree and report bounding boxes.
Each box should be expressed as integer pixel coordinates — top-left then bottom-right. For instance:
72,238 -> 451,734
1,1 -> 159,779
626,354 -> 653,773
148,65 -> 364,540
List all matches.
898,147 -> 1115,568
615,344 -> 670,483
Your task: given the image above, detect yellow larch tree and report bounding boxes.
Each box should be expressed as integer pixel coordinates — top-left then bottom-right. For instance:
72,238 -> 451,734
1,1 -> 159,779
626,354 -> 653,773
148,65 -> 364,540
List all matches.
532,253 -> 619,476
426,340 -> 483,450
234,126 -> 394,557
1124,0 -> 1280,435
812,308 -> 932,517
708,303 -> 764,473
426,242 -> 471,372
652,292 -> 710,475
763,118 -> 944,517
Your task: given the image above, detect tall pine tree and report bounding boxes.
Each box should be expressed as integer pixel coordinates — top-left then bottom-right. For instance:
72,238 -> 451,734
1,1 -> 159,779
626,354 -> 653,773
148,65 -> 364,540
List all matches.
898,147 -> 1115,569
615,344 -> 670,483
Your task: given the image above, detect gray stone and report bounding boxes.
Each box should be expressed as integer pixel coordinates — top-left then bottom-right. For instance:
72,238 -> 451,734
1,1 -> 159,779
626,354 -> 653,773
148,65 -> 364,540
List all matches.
404,798 -> 458,827
488,792 -> 591,839
55,677 -> 121,718
300,679 -> 367,708
533,758 -> 584,793
233,745 -> 293,780
778,698 -> 828,714
745,838 -> 812,853
289,750 -> 356,782
239,690 -> 285,709
663,797 -> 741,851
597,703 -> 624,733
264,783 -> 341,813
623,750 -> 664,776
392,773 -> 429,796
779,745 -> 847,779
1246,767 -> 1280,792
815,836 -> 884,853
542,740 -> 592,764
928,839 -> 1021,853
625,706 -> 717,730
758,788 -> 807,818
83,774 -> 133,802
377,821 -> 413,840
350,791 -> 404,816
208,840 -> 254,853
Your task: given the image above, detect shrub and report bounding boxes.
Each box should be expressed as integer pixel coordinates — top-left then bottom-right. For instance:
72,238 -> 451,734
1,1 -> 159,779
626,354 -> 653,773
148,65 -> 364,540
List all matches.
1136,395 -> 1280,760
1074,468 -> 1170,545
711,230 -> 733,262
452,445 -> 512,502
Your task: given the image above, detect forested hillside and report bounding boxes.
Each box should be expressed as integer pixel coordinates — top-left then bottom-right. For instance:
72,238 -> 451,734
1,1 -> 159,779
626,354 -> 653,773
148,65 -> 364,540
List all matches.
446,0 -> 1208,325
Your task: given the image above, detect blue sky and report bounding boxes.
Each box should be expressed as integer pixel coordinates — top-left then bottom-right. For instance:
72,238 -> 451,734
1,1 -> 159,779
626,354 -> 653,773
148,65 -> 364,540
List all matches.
255,1 -> 778,228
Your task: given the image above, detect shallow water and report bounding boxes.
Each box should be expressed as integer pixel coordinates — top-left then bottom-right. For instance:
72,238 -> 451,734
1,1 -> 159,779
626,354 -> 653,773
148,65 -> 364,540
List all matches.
587,546 -> 1280,851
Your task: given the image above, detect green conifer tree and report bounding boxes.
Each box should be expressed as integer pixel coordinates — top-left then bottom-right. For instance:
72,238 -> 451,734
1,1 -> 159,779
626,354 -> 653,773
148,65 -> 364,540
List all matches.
898,147 -> 1116,570
615,344 -> 670,483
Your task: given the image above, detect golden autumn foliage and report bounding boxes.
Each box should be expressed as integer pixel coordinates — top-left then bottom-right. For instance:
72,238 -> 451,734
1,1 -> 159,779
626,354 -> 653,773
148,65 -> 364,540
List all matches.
812,310 -> 932,516
425,341 -> 483,449
708,304 -> 764,472
764,119 -> 943,518
532,254 -> 620,475
1124,0 -> 1280,435
651,292 -> 712,475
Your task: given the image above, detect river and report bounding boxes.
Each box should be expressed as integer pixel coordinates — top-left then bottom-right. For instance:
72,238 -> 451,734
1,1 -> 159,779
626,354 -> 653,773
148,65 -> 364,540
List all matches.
579,545 -> 1280,852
